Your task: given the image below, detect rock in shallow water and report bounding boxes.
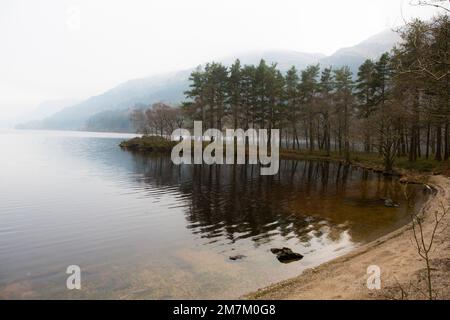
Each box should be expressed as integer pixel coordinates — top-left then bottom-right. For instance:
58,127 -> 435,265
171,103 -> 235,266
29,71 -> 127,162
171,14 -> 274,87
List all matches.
270,247 -> 303,263
399,177 -> 408,184
383,198 -> 399,208
229,254 -> 246,261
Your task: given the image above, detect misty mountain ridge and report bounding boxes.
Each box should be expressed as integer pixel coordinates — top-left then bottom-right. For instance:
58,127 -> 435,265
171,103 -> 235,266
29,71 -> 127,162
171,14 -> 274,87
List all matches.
17,28 -> 401,132
10,99 -> 79,129
320,29 -> 401,70
220,50 -> 326,71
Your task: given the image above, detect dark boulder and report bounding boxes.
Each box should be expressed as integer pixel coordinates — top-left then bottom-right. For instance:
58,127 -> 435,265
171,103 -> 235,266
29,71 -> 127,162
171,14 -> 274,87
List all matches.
383,198 -> 399,208
270,247 -> 303,263
229,254 -> 246,261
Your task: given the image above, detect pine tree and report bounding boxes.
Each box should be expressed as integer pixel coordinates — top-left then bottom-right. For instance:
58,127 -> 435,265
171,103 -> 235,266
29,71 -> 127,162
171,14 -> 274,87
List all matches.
228,59 -> 242,129
299,64 -> 320,152
318,67 -> 334,155
240,65 -> 257,130
334,66 -> 354,163
285,66 -> 300,149
355,59 -> 376,152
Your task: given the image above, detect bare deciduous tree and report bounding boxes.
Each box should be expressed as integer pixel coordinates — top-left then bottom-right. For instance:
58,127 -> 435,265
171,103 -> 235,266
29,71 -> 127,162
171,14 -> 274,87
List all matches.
130,103 -> 185,137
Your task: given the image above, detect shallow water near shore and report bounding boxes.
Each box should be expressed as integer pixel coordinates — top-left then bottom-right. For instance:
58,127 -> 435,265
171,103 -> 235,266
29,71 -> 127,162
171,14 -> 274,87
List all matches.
0,130 -> 429,299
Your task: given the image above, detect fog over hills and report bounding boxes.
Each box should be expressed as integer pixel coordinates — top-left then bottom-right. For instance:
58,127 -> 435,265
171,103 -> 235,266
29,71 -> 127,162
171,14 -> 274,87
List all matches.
9,99 -> 79,129
320,29 -> 401,71
18,71 -> 192,131
221,50 -> 327,71
17,28 -> 401,132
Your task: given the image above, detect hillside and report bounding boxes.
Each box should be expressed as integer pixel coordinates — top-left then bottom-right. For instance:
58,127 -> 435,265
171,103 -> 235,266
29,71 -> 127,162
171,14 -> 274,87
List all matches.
320,29 -> 400,70
16,28 -> 401,132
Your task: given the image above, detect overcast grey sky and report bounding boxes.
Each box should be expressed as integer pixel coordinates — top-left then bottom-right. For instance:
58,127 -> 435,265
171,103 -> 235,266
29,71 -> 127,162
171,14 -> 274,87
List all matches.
0,0 -> 442,121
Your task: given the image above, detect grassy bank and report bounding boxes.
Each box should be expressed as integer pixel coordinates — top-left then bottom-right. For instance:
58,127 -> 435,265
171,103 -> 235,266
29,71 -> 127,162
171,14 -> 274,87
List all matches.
120,136 -> 450,179
281,149 -> 450,180
119,136 -> 176,152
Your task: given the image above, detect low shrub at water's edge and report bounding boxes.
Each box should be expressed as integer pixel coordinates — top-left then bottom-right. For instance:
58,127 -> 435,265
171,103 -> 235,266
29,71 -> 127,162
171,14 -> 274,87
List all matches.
119,136 -> 176,152
120,137 -> 262,155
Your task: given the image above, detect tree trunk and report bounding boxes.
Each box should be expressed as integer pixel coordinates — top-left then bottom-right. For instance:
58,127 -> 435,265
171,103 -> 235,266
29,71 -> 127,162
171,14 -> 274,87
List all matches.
436,125 -> 442,161
426,122 -> 431,160
417,127 -> 421,158
344,104 -> 350,163
444,122 -> 449,161
409,126 -> 417,162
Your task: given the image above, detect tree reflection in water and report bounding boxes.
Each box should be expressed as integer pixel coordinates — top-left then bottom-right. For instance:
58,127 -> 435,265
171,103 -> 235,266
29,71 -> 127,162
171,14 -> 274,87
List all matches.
129,153 -> 427,248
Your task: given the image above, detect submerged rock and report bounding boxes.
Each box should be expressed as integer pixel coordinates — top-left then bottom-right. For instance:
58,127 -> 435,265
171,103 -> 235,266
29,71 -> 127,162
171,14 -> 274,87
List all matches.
270,247 -> 303,263
399,177 -> 408,184
383,198 -> 399,208
229,254 -> 246,261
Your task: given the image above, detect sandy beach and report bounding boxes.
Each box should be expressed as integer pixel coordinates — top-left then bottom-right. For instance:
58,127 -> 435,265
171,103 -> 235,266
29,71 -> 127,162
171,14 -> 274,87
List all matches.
246,175 -> 450,300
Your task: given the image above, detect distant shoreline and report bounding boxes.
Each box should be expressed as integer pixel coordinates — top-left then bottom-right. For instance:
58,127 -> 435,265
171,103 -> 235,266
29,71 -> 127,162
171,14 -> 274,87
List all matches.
5,128 -> 141,139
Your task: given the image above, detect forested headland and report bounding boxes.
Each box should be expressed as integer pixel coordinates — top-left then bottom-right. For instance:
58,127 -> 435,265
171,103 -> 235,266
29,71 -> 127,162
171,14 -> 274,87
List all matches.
129,15 -> 449,174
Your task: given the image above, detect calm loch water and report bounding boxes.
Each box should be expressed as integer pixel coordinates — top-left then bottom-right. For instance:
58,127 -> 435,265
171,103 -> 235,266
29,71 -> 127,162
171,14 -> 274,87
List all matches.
0,130 -> 428,299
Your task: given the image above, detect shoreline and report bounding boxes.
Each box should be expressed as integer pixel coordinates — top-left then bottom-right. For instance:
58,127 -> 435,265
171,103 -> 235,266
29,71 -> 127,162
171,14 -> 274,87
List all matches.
245,175 -> 450,300
119,136 -> 433,184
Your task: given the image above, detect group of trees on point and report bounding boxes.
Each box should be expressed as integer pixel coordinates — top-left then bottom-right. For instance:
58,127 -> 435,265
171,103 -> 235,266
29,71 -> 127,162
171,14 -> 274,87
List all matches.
131,14 -> 449,172
131,102 -> 185,137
